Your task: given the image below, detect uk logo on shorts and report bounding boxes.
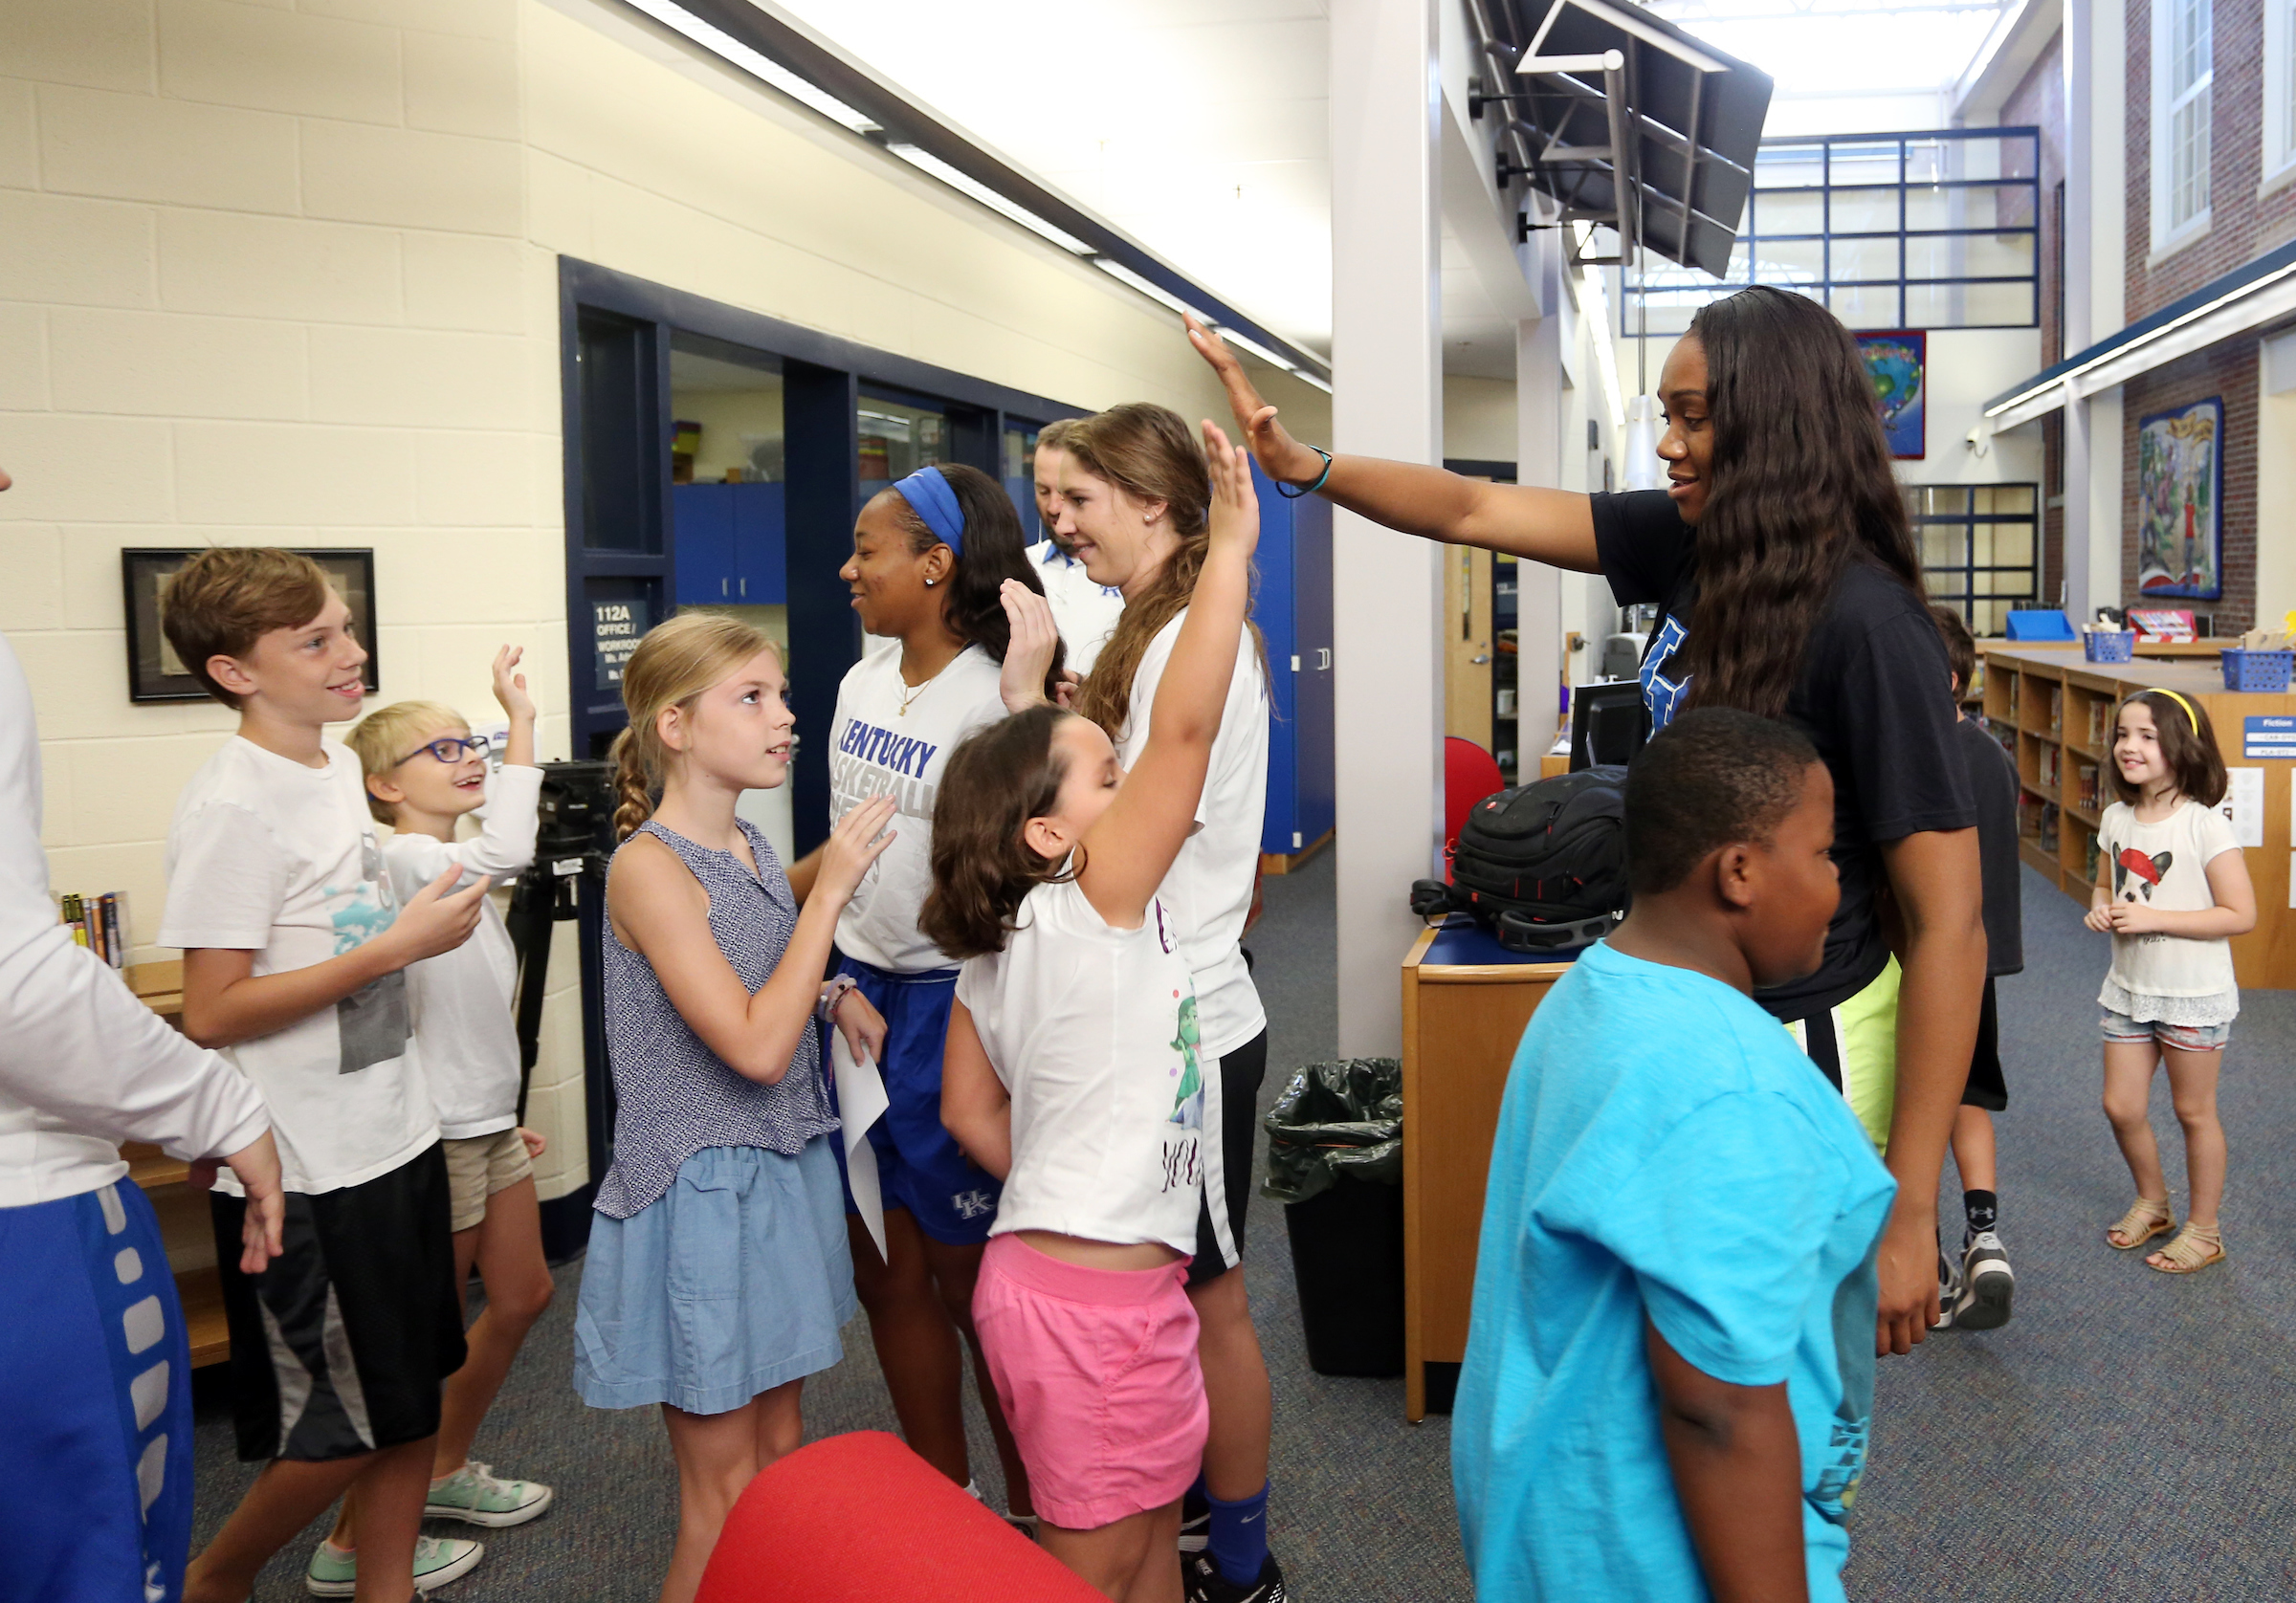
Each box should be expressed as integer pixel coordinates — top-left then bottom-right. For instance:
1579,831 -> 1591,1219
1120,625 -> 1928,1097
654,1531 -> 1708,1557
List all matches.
951,1189 -> 995,1220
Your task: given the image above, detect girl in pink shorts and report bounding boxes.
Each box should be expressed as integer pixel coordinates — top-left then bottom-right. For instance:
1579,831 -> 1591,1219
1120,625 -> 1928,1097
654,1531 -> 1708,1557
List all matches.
925,418 -> 1259,1602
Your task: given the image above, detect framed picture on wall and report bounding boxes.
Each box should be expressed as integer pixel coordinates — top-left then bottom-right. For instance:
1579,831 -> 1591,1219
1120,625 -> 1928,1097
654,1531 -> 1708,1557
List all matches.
121,548 -> 380,703
1855,330 -> 1926,459
2135,398 -> 2223,600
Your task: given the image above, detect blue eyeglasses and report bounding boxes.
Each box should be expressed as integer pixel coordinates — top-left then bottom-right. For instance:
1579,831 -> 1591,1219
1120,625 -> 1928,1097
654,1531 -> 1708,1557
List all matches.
395,734 -> 491,767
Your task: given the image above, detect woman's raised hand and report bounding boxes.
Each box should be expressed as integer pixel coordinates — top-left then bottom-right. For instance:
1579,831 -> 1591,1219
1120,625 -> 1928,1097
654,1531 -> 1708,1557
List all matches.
1202,419 -> 1261,560
997,579 -> 1061,714
817,794 -> 897,905
1184,314 -> 1324,487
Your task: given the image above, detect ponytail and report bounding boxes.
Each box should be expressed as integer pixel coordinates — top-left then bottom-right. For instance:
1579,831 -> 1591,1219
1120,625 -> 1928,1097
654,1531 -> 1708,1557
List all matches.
609,611 -> 775,843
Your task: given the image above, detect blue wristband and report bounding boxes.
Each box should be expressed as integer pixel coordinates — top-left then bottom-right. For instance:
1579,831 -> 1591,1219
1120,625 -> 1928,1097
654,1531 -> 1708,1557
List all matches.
1276,447 -> 1334,500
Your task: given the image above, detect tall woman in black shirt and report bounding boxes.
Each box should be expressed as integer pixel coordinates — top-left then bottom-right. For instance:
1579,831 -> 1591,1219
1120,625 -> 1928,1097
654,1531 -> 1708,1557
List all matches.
1189,286 -> 1982,1356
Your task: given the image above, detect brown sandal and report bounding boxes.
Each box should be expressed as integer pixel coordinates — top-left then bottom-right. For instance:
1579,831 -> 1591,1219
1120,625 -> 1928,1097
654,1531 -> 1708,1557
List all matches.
2107,1197 -> 2175,1250
2147,1223 -> 2225,1274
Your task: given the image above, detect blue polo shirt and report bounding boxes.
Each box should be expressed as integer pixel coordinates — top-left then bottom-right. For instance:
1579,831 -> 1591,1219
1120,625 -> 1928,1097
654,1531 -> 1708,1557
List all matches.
1452,940 -> 1895,1601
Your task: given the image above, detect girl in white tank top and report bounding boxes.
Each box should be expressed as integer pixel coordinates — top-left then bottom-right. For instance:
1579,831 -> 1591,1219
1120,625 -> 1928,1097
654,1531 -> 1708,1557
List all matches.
925,423 -> 1259,1600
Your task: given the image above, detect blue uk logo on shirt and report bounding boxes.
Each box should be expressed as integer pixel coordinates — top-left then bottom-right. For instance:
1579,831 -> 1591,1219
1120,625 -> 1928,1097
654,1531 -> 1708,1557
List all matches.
1638,614 -> 1691,731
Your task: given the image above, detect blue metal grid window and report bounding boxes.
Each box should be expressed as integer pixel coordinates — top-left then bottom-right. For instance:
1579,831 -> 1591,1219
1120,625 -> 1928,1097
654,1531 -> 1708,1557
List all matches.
1911,482 -> 2040,638
1623,127 -> 2042,336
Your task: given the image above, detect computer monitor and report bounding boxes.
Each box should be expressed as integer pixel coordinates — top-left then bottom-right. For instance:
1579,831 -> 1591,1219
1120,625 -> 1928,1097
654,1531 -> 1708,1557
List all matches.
1571,680 -> 1647,770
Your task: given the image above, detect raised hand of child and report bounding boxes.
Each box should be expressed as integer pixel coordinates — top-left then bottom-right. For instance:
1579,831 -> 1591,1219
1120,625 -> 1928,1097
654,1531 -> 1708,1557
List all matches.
1202,418 -> 1262,559
390,865 -> 494,963
816,795 -> 897,905
998,580 -> 1062,713
830,986 -> 889,1065
492,644 -> 536,723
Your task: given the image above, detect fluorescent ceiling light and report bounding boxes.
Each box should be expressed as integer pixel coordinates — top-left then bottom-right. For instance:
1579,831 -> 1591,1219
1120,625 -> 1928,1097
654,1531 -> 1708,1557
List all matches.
883,143 -> 1094,254
1215,327 -> 1298,373
1292,369 -> 1334,394
1093,258 -> 1220,323
1983,262 -> 2296,417
625,0 -> 879,134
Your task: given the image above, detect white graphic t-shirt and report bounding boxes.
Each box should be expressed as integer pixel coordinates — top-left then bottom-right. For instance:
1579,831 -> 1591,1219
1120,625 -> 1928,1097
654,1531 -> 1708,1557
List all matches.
957,877 -> 1203,1255
160,736 -> 437,1195
2096,796 -> 2241,1023
829,644 -> 1008,973
1113,612 -> 1269,1060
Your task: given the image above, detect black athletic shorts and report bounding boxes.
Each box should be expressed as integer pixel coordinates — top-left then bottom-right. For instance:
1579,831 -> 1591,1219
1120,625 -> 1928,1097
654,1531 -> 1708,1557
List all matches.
210,1142 -> 465,1463
1187,1028 -> 1269,1289
1962,976 -> 2007,1112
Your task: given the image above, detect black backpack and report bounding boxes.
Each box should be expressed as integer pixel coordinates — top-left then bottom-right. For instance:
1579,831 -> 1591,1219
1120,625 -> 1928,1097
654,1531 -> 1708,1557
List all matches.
1409,765 -> 1631,954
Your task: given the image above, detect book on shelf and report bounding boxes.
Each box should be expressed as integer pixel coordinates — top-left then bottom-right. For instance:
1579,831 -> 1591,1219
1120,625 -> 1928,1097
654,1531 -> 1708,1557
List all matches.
56,890 -> 128,969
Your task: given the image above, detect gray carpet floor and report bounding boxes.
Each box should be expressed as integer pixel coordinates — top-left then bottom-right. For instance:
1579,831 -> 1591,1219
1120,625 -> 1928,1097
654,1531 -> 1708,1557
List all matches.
188,856 -> 2296,1598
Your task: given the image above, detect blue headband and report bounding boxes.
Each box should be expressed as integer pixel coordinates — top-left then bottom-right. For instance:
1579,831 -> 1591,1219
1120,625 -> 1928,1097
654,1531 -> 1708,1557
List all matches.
894,466 -> 964,555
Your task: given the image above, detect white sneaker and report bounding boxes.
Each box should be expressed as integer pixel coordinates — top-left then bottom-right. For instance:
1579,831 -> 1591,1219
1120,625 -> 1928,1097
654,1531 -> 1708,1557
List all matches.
1951,1230 -> 2015,1330
305,1535 -> 483,1597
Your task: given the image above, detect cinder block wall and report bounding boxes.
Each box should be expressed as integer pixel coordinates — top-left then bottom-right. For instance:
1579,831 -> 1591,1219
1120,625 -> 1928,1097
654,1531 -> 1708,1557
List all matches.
0,0 -> 1323,1201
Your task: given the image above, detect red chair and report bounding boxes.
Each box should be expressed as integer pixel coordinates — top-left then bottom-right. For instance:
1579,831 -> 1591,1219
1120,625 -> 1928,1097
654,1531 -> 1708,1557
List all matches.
1443,736 -> 1506,880
694,1431 -> 1102,1603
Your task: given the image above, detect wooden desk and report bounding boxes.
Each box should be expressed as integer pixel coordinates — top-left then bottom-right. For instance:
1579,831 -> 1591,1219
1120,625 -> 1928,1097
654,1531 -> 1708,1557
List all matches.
1400,922 -> 1572,1421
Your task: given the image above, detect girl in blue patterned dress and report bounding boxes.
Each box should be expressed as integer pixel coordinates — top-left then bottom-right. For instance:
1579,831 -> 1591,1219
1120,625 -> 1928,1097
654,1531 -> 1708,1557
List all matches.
572,612 -> 895,1603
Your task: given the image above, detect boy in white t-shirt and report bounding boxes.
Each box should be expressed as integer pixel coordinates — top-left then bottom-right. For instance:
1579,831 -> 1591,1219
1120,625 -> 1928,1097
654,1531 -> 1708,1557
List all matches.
312,648 -> 555,1590
157,549 -> 497,1603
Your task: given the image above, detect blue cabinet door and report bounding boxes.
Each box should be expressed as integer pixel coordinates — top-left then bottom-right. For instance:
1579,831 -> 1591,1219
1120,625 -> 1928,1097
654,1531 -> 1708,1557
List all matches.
732,482 -> 787,604
1291,494 -> 1335,849
1251,466 -> 1299,855
672,483 -> 737,605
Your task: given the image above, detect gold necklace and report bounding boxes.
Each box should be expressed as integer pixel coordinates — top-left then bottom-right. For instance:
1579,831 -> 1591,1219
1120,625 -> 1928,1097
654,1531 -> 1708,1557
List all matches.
897,660 -> 948,716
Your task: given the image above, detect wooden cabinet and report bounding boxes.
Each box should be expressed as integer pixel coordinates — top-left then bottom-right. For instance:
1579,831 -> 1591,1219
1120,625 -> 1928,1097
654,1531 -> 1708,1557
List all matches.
1981,644 -> 2296,989
119,960 -> 232,1368
1400,922 -> 1572,1421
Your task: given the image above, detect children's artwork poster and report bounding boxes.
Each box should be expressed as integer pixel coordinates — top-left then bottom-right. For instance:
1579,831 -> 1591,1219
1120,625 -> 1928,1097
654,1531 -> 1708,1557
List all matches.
1856,331 -> 1926,460
2136,398 -> 2223,600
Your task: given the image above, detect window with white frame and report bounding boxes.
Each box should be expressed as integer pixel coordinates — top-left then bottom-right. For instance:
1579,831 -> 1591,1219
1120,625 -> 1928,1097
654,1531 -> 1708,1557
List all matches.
2266,0 -> 2296,184
2152,0 -> 2214,249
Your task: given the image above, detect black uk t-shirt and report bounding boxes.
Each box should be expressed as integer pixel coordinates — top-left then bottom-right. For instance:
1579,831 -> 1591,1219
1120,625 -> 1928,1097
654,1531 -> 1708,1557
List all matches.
1590,489 -> 1977,1019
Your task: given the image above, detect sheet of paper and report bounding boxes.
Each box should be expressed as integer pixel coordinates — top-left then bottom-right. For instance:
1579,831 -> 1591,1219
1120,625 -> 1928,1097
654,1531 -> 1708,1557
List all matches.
2223,766 -> 2265,848
830,1031 -> 890,1262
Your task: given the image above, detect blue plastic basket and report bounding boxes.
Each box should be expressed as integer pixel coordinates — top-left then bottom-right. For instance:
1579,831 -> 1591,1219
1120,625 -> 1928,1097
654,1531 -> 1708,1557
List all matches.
2083,630 -> 2134,663
2221,648 -> 2294,692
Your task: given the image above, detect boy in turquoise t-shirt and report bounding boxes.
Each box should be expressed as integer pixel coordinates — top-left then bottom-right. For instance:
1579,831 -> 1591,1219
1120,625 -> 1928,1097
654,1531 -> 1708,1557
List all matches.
1454,708 -> 1896,1602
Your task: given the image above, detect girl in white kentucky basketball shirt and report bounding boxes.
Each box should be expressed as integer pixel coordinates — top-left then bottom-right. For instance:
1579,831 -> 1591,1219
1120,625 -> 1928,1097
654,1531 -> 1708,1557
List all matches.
930,418 -> 1258,1603
787,462 -> 1061,1526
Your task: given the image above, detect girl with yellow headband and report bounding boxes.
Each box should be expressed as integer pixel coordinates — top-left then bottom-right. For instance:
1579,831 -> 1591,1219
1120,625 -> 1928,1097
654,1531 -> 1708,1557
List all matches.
2085,689 -> 2255,1273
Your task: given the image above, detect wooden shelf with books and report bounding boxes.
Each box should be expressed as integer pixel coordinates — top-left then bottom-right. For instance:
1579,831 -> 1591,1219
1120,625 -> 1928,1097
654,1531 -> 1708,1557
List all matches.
1982,644 -> 2296,990
117,957 -> 228,1369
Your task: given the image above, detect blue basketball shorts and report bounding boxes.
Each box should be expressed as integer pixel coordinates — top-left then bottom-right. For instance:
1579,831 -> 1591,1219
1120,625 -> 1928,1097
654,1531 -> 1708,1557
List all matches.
828,956 -> 1002,1248
0,1179 -> 195,1603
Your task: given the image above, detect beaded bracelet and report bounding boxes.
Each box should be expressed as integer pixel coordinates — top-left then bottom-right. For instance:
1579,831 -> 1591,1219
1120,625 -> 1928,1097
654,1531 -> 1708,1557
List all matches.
1276,447 -> 1334,500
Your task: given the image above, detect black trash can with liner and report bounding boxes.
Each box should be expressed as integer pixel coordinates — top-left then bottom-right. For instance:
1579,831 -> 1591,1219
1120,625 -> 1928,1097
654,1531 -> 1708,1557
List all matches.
1262,1058 -> 1405,1377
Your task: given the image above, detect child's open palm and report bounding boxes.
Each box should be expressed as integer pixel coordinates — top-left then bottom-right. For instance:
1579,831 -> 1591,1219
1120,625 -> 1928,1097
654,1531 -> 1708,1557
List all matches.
492,644 -> 536,722
1203,419 -> 1261,560
817,794 -> 897,905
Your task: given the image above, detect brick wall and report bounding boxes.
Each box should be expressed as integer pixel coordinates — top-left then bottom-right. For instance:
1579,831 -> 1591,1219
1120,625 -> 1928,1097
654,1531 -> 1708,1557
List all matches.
2125,0 -> 2296,319
2120,341 -> 2259,629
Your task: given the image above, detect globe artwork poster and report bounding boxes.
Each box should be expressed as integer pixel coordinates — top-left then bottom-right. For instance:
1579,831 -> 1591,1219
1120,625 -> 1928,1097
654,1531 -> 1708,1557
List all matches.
1856,331 -> 1925,460
2135,398 -> 2222,601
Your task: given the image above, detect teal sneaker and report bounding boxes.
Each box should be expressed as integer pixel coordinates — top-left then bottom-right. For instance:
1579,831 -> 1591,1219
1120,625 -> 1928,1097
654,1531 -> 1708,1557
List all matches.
304,1534 -> 483,1597
424,1460 -> 554,1528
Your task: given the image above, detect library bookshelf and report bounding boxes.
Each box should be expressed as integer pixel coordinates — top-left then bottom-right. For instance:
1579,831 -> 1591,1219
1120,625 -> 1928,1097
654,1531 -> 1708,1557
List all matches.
1980,645 -> 2296,990
118,959 -> 232,1368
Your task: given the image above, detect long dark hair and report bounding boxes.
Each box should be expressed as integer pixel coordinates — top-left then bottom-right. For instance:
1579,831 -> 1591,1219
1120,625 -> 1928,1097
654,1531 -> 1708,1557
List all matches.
918,706 -> 1078,958
887,462 -> 1066,694
1675,287 -> 1924,718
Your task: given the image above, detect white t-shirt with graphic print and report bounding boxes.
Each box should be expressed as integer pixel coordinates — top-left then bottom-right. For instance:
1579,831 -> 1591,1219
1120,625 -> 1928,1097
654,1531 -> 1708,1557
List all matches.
160,736 -> 437,1196
829,644 -> 1008,974
2096,796 -> 2241,1022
